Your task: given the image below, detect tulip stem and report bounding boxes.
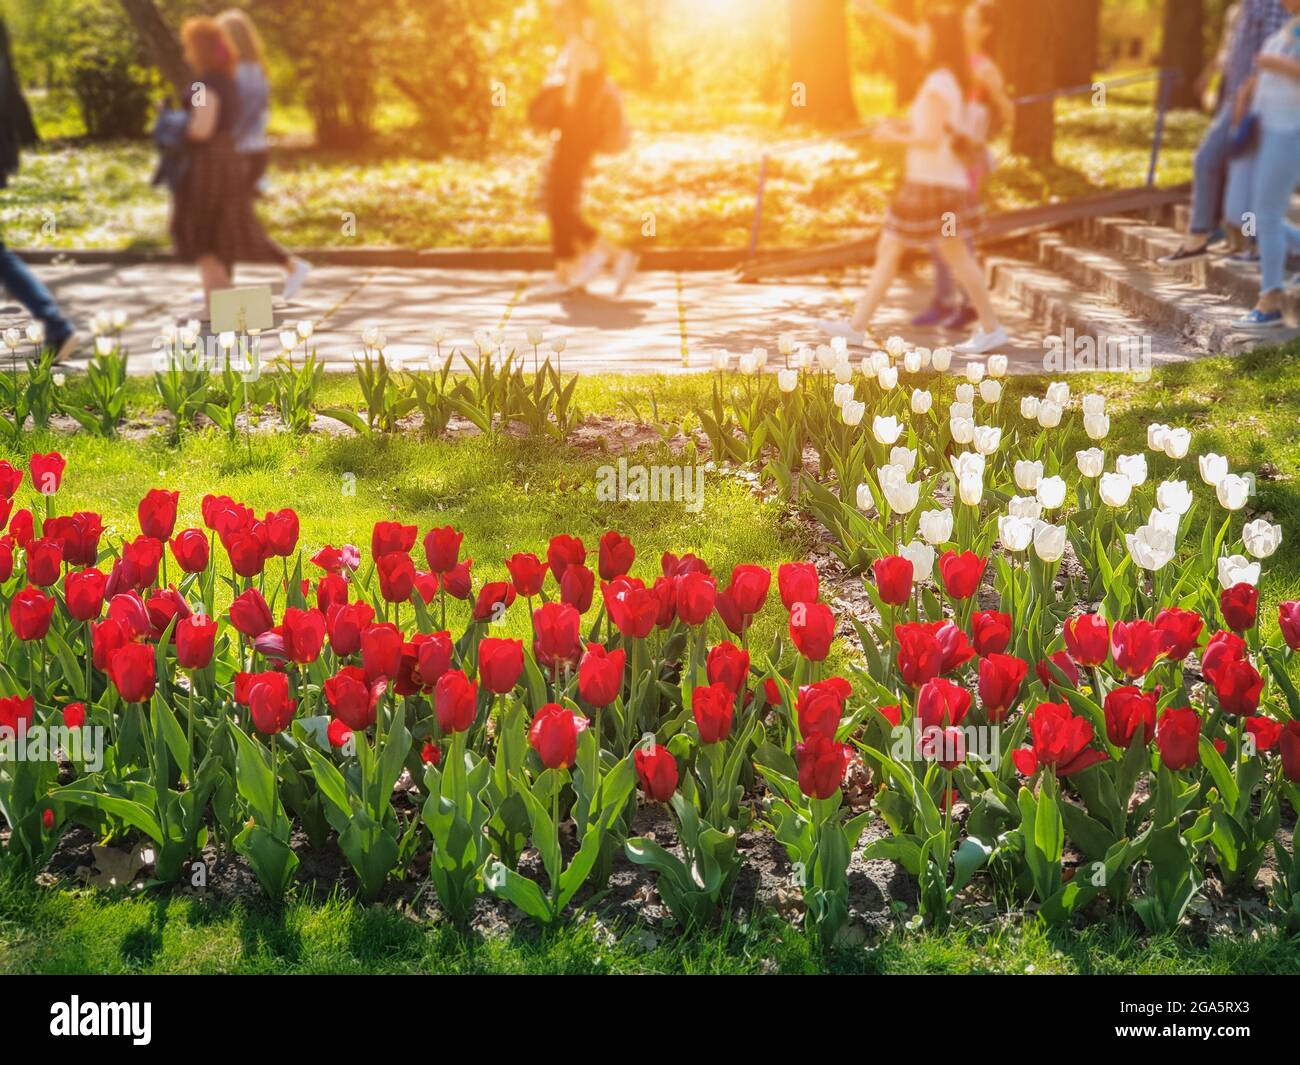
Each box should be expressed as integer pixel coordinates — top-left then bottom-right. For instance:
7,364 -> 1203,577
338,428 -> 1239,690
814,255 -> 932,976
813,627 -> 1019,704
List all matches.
186,677 -> 195,784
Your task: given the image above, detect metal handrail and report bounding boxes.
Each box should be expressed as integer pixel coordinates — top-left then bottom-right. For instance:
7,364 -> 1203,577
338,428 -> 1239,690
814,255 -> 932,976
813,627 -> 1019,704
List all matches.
747,67 -> 1184,257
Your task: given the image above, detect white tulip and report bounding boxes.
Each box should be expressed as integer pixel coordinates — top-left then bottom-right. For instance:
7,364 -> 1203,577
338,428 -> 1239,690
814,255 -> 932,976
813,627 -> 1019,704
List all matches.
1008,495 -> 1043,520
841,400 -> 866,427
959,472 -> 984,506
955,383 -> 975,405
796,345 -> 815,369
1127,524 -> 1177,571
1037,400 -> 1063,428
778,369 -> 798,393
1163,427 -> 1191,459
1147,507 -> 1181,537
52,372 -> 65,388
950,401 -> 974,421
1218,553 -> 1261,588
834,358 -> 853,384
951,451 -> 985,481
1155,479 -> 1193,516
965,362 -> 985,385
949,416 -> 975,444
1099,472 -> 1133,507
1216,473 -> 1250,511
987,354 -> 1008,378
1036,475 -> 1067,510
886,335 -> 907,358
931,347 -> 953,372
1014,459 -> 1044,492
1033,521 -> 1068,563
26,321 -> 45,346
1046,381 -> 1070,407
833,383 -> 855,407
890,446 -> 918,473
903,349 -> 923,374
900,539 -> 935,579
859,354 -> 877,379
816,344 -> 837,370
1084,413 -> 1110,440
1147,423 -> 1171,452
914,347 -> 932,369
1116,453 -> 1148,486
1242,518 -> 1282,559
919,508 -> 954,546
1081,393 -> 1105,416
979,379 -> 1003,404
877,366 -> 899,391
1199,453 -> 1229,486
973,425 -> 1002,455
526,327 -> 545,346
998,515 -> 1033,553
738,353 -> 760,375
873,415 -> 903,445
882,477 -> 920,514
297,319 -> 316,340
1020,395 -> 1040,420
712,350 -> 732,371
856,482 -> 874,511
279,330 -> 297,351
911,388 -> 933,414
778,333 -> 796,356
831,336 -> 848,357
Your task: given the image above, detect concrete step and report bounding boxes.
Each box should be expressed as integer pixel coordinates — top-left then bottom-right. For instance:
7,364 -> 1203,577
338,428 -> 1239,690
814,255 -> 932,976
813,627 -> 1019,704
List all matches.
985,253 -> 1195,372
1070,215 -> 1300,321
1022,231 -> 1300,354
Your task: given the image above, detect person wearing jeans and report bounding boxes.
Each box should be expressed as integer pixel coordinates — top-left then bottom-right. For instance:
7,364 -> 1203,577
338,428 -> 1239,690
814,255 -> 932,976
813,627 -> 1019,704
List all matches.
1160,0 -> 1289,264
0,242 -> 74,354
1228,2 -> 1300,328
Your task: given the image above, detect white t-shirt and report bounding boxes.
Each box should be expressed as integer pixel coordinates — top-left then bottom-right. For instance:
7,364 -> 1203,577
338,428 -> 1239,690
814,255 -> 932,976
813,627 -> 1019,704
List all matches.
1254,20 -> 1300,133
905,69 -> 969,189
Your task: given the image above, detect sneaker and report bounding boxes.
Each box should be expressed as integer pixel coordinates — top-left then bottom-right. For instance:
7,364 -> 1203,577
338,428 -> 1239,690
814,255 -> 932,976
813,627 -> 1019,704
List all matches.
815,318 -> 866,346
910,302 -> 953,327
612,250 -> 638,296
568,248 -> 609,290
1157,243 -> 1209,265
941,304 -> 978,331
531,276 -> 576,299
1233,308 -> 1284,329
954,324 -> 1009,355
284,258 -> 311,301
51,330 -> 78,364
1229,248 -> 1260,264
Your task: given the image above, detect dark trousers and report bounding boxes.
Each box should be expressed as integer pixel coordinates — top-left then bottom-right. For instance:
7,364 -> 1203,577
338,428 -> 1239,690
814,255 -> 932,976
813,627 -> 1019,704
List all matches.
0,242 -> 72,345
243,151 -> 269,196
545,140 -> 597,260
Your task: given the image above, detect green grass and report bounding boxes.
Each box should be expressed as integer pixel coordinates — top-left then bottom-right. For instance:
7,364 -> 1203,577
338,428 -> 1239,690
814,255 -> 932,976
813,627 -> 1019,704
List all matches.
0,876 -> 1295,974
10,90 -> 1203,253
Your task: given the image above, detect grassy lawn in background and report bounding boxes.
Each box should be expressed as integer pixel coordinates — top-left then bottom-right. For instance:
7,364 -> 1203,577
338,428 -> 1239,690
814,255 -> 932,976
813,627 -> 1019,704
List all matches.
7,87 -> 1203,253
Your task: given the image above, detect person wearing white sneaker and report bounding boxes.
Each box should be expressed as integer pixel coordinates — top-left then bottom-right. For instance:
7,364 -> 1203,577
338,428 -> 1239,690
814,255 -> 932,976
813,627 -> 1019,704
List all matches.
830,8 -> 1006,354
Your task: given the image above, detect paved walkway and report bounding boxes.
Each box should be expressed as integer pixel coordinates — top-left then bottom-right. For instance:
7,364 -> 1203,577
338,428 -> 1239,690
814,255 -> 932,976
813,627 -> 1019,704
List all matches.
2,259 -> 1150,376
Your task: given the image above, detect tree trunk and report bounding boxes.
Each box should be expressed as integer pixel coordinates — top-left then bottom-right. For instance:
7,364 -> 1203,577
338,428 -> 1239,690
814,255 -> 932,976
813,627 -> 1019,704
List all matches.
116,0 -> 190,101
784,0 -> 858,128
999,0 -> 1065,160
1160,0 -> 1205,109
1058,0 -> 1101,88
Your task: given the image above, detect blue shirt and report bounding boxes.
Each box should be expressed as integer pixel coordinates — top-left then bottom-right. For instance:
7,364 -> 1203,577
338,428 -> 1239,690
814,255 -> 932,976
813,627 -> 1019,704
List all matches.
231,61 -> 270,154
1224,0 -> 1290,103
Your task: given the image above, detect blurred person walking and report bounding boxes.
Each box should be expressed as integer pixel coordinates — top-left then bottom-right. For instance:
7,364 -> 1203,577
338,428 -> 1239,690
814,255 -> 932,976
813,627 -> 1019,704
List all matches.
529,0 -> 637,297
1159,0 -> 1289,265
1225,0 -> 1300,328
0,18 -> 76,362
217,10 -> 278,201
817,7 -> 1007,355
169,17 -> 309,314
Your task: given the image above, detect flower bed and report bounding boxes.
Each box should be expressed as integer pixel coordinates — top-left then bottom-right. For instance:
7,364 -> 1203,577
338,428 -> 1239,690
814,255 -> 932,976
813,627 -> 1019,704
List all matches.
2,337 -> 1300,947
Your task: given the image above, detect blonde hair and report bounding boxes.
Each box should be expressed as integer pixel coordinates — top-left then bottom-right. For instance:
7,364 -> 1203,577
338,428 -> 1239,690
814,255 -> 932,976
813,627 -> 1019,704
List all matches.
216,9 -> 266,70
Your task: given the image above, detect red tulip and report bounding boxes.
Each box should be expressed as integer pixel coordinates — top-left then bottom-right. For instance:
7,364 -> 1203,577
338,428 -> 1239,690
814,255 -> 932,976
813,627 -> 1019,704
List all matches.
559,563 -> 595,613
1110,619 -> 1164,678
529,703 -> 587,770
1035,650 -> 1080,690
325,665 -> 383,731
1154,607 -> 1203,660
1063,613 -> 1109,667
311,544 -> 359,575
533,602 -> 582,671
413,571 -> 439,604
796,733 -> 852,799
505,552 -> 548,597
371,520 -> 417,561
920,724 -> 968,771
1201,629 -> 1247,684
8,508 -> 31,549
146,586 -> 190,640
248,672 -> 297,735
423,525 -> 463,573
435,669 -> 477,733
226,531 -> 266,578
796,676 -> 851,741
1022,701 -> 1107,776
472,581 -> 516,623
137,489 -> 179,541
169,528 -> 210,574
25,537 -> 62,586
789,601 -> 835,661
123,535 -> 163,588
578,644 -> 625,707
916,676 -> 972,729
0,460 -> 21,497
872,555 -> 913,607
877,703 -> 901,727
316,573 -> 349,615
598,530 -> 635,581
1279,602 -> 1300,651
29,451 -> 65,495
326,601 -> 374,657
546,534 -> 586,581
176,614 -> 218,669
675,571 -> 717,626
264,508 -> 299,557
229,587 -> 274,638
9,585 -> 53,640
634,743 -> 678,801
0,694 -> 33,734
360,623 -> 403,683
1155,706 -> 1201,771
717,564 -> 770,635
414,630 -> 454,689
970,610 -> 1011,656
938,550 -> 986,600
692,681 -> 735,743
662,552 -> 710,578
777,561 -> 819,609
328,718 -> 354,748
108,642 -> 157,704
706,641 -> 750,695
282,607 -> 326,664
1102,685 -> 1157,748
605,577 -> 658,639
978,653 -> 1027,723
895,622 -> 944,688
0,535 -> 12,582
109,592 -> 151,639
478,637 -> 524,694
1219,582 -> 1259,633
91,618 -> 130,672
376,551 -> 416,603
930,620 -> 976,673
421,741 -> 442,765
651,576 -> 677,628
64,567 -> 107,621
62,702 -> 86,729
1245,715 -> 1282,752
1209,657 -> 1263,716
1280,721 -> 1300,783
